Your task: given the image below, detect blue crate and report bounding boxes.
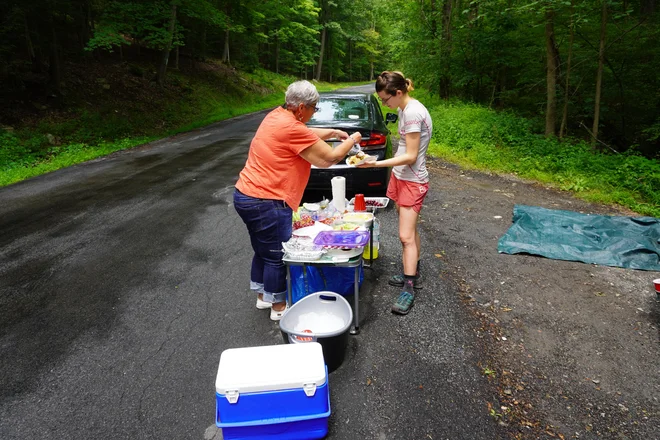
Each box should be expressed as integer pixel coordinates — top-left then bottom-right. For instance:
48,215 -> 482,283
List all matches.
215,343 -> 330,440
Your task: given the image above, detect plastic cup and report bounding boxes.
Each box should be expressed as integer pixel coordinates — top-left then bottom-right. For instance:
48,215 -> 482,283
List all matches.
354,194 -> 366,212
654,279 -> 660,293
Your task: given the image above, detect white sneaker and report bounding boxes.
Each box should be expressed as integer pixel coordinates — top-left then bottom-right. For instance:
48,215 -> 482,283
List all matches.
256,297 -> 272,310
270,305 -> 289,321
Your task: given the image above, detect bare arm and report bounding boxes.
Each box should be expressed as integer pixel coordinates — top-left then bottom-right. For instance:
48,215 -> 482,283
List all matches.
309,128 -> 349,141
299,132 -> 363,168
357,132 -> 420,168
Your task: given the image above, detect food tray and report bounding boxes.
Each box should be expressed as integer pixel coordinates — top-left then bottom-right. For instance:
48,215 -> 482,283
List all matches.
348,197 -> 389,209
313,230 -> 370,248
283,249 -> 326,261
341,212 -> 374,227
282,238 -> 325,260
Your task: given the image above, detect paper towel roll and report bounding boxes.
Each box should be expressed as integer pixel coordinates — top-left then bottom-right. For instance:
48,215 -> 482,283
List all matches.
331,176 -> 346,212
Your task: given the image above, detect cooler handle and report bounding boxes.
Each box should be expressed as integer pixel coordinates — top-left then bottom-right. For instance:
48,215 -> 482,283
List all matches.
225,390 -> 239,404
303,383 -> 318,397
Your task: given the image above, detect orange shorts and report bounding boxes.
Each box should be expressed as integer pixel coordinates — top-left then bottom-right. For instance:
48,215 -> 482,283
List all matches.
386,174 -> 429,213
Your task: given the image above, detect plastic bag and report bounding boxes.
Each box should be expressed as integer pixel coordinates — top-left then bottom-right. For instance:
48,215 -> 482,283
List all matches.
290,265 -> 364,304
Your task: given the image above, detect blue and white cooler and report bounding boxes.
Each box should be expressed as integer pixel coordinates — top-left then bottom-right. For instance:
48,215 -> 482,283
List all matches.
215,342 -> 330,440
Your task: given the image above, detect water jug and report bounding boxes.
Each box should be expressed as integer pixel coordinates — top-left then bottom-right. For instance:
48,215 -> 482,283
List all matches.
362,217 -> 380,259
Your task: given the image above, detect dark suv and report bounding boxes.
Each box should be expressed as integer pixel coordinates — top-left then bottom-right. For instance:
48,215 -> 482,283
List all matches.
303,91 -> 397,201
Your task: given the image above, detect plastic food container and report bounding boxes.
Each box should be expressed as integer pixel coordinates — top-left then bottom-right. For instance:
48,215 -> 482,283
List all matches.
282,238 -> 326,261
313,230 -> 370,248
332,221 -> 366,231
284,250 -> 325,261
340,212 -> 374,227
348,197 -> 390,209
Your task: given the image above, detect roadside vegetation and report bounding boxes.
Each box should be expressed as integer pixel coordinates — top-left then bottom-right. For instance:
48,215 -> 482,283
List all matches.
1,65 -> 658,219
0,65 -> 342,187
414,91 -> 660,218
2,0 -> 658,218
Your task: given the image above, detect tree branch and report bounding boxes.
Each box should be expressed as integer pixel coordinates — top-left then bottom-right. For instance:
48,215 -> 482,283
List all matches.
579,121 -> 619,154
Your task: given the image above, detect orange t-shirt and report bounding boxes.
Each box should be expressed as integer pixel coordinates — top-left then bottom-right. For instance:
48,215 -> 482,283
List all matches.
235,106 -> 320,209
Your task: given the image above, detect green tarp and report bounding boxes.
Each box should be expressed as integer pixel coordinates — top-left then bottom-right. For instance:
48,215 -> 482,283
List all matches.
497,205 -> 660,271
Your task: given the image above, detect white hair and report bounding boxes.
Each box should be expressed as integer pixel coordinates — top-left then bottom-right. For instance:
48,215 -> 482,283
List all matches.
285,80 -> 319,108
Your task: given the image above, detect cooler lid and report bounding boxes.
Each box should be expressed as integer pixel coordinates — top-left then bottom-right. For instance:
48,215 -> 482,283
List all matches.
215,343 -> 326,397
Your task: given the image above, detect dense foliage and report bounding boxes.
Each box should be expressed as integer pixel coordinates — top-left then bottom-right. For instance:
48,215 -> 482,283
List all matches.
1,0 -> 659,154
0,0 -> 658,214
415,91 -> 660,217
379,0 -> 660,157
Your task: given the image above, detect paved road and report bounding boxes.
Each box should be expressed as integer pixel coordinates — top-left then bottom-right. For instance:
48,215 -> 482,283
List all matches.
0,91 -> 503,439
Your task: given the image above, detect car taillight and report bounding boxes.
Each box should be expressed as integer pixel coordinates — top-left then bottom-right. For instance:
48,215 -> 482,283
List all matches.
359,132 -> 387,150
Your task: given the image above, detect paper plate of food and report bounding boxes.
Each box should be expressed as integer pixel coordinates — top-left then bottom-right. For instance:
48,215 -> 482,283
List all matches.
345,151 -> 376,167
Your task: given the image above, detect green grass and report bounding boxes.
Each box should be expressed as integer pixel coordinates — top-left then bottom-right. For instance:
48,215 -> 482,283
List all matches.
0,67 -> 350,188
413,91 -> 660,217
0,136 -> 153,186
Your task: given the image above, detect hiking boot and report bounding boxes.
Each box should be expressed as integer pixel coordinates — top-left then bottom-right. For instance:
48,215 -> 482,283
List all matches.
388,274 -> 423,290
391,291 -> 415,315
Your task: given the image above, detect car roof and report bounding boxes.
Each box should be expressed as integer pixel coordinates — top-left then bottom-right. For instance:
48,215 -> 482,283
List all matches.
318,91 -> 372,100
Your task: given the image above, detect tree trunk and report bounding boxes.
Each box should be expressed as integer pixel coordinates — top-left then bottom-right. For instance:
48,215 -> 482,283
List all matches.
348,39 -> 352,81
430,0 -> 438,36
24,17 -> 35,63
222,29 -> 230,64
592,1 -> 607,147
157,3 -> 177,87
49,19 -> 62,95
560,1 -> 575,139
79,0 -> 91,49
315,26 -> 326,81
439,0 -> 453,99
640,0 -> 655,16
275,33 -> 280,74
200,25 -> 207,59
545,9 -> 559,138
175,45 -> 179,70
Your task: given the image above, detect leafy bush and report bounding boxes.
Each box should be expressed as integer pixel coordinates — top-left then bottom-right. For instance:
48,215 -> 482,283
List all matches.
416,91 -> 660,217
0,131 -> 30,169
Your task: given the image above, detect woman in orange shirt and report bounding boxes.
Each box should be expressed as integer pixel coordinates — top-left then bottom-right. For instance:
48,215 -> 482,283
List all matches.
234,80 -> 362,320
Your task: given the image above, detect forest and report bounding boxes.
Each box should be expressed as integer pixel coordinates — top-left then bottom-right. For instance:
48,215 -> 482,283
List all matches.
0,0 -> 658,213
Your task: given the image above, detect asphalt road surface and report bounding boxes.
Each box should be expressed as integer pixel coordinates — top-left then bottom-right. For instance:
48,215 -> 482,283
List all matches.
0,93 -> 503,439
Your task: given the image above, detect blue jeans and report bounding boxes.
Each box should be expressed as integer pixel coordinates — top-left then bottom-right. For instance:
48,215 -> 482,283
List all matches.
233,189 -> 292,303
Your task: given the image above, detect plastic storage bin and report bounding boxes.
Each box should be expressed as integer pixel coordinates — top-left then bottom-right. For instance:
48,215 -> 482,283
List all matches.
313,230 -> 370,248
215,343 -> 330,439
279,292 -> 353,372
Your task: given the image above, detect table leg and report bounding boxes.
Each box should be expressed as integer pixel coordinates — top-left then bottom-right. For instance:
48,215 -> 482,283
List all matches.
286,265 -> 292,306
350,264 -> 360,335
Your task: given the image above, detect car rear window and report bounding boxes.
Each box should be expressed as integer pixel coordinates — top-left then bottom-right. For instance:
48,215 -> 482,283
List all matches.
310,98 -> 369,122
